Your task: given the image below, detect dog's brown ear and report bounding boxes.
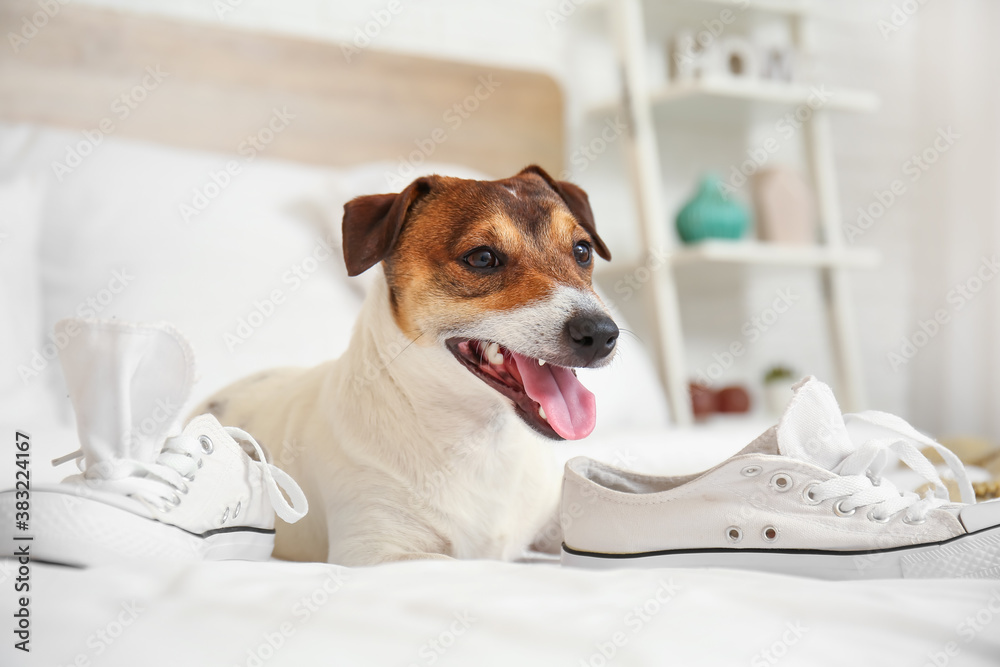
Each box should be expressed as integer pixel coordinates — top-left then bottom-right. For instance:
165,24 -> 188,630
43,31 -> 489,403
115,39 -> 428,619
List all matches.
518,165 -> 611,261
342,177 -> 433,276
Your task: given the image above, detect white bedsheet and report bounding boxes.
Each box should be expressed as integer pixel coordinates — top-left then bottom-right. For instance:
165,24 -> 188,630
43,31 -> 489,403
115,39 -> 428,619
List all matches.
9,558 -> 1000,667
11,421 -> 1000,667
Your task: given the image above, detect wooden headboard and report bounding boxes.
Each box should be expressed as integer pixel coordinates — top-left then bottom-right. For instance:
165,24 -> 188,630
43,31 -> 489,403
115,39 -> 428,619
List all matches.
0,2 -> 564,178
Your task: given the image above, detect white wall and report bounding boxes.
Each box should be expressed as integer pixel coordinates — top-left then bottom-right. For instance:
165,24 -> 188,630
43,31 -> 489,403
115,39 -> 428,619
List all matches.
74,0 -> 980,433
77,0 -> 571,76
907,1 -> 1000,442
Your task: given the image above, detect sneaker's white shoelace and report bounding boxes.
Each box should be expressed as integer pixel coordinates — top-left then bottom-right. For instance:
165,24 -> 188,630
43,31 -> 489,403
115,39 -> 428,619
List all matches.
53,428 -> 308,523
808,411 -> 975,522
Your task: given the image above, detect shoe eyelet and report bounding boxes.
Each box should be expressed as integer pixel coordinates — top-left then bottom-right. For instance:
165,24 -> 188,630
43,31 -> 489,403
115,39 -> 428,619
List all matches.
903,514 -> 926,526
199,435 -> 214,454
741,465 -> 762,477
770,473 -> 793,492
802,482 -> 822,505
183,472 -> 195,482
762,526 -> 779,542
834,499 -> 856,517
726,526 -> 743,544
178,482 -> 190,495
166,493 -> 182,508
221,507 -> 230,524
867,509 -> 891,524
233,501 -> 241,519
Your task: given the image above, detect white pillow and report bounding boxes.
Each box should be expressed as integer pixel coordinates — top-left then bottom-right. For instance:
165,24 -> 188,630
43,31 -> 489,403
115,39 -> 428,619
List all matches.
12,129 -> 367,418
0,173 -> 59,425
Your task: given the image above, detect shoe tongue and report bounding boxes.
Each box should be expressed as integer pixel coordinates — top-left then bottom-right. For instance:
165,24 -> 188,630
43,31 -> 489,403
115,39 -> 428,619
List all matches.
775,376 -> 855,470
510,352 -> 596,440
57,318 -> 196,466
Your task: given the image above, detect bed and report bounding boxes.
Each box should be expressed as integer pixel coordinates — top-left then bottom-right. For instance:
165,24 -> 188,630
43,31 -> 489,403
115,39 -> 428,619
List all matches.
2,4 -> 999,666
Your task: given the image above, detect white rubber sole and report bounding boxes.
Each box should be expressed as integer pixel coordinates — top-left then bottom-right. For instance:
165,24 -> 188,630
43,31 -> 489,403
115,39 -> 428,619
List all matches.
561,525 -> 1000,580
0,489 -> 275,568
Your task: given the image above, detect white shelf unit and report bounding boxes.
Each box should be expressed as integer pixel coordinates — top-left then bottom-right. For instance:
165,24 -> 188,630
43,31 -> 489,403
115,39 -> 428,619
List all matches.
668,240 -> 879,268
588,78 -> 879,117
597,0 -> 880,425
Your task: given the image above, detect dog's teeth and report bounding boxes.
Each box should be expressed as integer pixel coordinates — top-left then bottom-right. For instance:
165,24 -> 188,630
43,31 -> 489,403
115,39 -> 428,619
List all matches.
486,342 -> 504,365
538,406 -> 547,421
538,359 -> 545,366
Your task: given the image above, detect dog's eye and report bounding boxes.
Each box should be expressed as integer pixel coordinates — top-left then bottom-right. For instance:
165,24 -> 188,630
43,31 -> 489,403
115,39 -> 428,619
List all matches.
574,241 -> 592,266
463,247 -> 501,269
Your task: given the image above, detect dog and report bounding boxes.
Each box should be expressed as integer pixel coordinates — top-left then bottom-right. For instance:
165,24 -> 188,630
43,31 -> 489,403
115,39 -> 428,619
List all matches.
195,166 -> 618,566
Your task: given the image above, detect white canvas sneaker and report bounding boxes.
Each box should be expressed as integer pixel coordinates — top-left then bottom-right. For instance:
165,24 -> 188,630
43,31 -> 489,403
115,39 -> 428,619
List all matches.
561,377 -> 1000,579
0,318 -> 307,568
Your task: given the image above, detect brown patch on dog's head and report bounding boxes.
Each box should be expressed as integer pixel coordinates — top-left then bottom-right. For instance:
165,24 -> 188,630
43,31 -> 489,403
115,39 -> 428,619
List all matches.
342,165 -> 611,337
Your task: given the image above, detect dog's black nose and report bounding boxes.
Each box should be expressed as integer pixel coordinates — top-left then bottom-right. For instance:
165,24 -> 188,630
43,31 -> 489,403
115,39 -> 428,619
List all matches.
565,313 -> 619,364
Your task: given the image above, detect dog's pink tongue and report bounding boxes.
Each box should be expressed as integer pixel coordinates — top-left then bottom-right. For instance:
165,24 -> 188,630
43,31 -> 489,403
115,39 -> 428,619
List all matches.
511,352 -> 596,440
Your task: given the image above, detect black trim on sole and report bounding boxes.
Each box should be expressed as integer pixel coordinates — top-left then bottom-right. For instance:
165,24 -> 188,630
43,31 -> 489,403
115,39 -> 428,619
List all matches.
562,523 -> 1000,560
176,524 -> 276,539
0,556 -> 85,569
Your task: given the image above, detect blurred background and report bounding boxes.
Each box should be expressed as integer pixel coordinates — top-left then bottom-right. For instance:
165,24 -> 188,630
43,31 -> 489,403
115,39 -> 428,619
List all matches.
1,0 -> 998,457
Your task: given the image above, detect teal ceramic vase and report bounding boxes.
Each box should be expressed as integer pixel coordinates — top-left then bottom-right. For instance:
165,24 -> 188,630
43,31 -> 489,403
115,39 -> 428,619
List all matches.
675,173 -> 750,243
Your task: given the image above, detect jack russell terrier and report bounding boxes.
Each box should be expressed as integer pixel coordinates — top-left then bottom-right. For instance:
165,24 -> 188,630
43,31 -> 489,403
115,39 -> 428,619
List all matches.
196,166 -> 618,565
